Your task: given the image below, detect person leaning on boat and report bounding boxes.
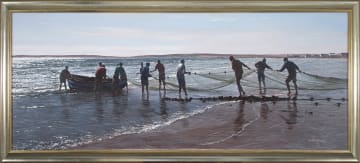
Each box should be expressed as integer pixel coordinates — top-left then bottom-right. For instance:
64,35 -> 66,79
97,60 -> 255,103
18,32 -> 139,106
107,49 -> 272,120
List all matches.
59,66 -> 71,91
119,63 -> 128,91
112,62 -> 128,95
95,62 -> 107,92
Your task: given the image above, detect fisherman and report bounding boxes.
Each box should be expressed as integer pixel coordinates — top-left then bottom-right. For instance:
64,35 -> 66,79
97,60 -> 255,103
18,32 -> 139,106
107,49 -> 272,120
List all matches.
277,57 -> 302,95
95,62 -> 106,92
229,56 -> 251,96
112,62 -> 128,96
59,66 -> 71,91
151,60 -> 166,91
141,62 -> 151,95
255,58 -> 272,91
139,62 -> 144,93
139,62 -> 144,74
118,62 -> 128,92
177,59 -> 191,96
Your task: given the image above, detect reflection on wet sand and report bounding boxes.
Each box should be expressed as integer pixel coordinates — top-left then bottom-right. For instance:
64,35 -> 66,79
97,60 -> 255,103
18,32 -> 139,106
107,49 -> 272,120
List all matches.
260,102 -> 270,121
142,93 -> 149,101
112,95 -> 128,118
139,93 -> 154,121
60,95 -> 71,119
95,95 -> 104,122
233,101 -> 246,134
280,102 -> 298,130
141,92 -> 150,107
178,100 -> 190,128
159,91 -> 168,120
159,90 -> 166,98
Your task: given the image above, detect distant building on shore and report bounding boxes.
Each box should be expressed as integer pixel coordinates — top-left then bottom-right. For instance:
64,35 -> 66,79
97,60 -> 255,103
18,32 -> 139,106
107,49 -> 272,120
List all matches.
320,53 -> 330,57
341,52 -> 348,57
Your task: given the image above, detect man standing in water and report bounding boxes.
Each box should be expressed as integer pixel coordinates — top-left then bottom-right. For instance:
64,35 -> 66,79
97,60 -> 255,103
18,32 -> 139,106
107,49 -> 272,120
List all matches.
277,57 -> 301,95
229,56 -> 251,96
255,58 -> 272,92
59,66 -> 71,91
141,62 -> 151,95
152,60 -> 166,91
112,62 -> 128,96
118,62 -> 128,92
95,62 -> 106,92
139,62 -> 144,79
177,59 -> 191,96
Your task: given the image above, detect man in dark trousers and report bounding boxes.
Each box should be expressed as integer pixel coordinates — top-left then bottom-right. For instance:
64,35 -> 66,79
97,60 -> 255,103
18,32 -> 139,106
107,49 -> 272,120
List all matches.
59,66 -> 71,91
112,62 -> 128,96
255,58 -> 272,91
152,60 -> 166,91
141,62 -> 151,95
95,62 -> 106,92
277,57 -> 302,95
229,56 -> 251,96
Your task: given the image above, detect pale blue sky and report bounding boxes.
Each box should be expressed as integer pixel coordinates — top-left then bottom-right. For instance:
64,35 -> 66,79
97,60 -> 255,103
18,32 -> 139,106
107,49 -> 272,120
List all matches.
13,13 -> 347,56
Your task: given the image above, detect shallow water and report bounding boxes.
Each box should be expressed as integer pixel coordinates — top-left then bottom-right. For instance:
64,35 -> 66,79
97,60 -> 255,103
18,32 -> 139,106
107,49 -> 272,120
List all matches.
12,56 -> 348,150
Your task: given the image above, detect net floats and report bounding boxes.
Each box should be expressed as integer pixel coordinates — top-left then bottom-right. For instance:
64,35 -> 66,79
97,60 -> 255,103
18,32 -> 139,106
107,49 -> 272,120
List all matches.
162,97 -> 193,102
162,95 -> 292,102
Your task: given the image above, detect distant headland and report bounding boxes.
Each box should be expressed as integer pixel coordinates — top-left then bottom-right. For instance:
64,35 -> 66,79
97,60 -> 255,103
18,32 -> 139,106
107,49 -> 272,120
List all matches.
13,52 -> 348,58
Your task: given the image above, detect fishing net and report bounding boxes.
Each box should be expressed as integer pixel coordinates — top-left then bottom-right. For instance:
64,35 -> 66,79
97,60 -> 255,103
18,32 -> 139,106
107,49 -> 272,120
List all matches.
242,71 -> 347,91
128,69 -> 347,91
128,70 -> 243,91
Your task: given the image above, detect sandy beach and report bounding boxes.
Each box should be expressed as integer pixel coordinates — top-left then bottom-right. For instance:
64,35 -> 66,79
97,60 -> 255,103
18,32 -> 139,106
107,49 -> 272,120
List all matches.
74,99 -> 347,150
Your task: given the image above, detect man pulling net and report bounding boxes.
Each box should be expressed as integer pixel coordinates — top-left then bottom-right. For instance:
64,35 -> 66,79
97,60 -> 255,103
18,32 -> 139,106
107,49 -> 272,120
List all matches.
151,60 -> 166,92
177,59 -> 191,97
277,57 -> 302,95
229,56 -> 251,96
255,58 -> 273,92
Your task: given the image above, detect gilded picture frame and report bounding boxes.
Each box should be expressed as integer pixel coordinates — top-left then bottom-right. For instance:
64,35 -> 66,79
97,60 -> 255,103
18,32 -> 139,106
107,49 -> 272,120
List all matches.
0,0 -> 359,162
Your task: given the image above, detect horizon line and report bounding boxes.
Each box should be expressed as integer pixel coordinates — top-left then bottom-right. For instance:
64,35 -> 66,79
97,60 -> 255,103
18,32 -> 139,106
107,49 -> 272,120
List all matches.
13,52 -> 348,58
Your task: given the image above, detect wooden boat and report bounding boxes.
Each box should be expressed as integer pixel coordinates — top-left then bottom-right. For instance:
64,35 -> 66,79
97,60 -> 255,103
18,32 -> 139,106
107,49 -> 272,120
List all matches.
68,74 -> 126,91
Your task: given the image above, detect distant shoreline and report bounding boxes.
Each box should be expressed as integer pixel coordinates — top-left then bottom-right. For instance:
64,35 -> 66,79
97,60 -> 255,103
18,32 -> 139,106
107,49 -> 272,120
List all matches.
13,53 -> 348,59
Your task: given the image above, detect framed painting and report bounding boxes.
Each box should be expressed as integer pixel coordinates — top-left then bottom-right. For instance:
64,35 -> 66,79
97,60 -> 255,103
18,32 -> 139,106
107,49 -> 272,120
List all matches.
1,0 -> 359,162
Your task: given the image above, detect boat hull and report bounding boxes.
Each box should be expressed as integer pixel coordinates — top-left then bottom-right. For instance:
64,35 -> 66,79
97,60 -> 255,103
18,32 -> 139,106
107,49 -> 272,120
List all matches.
68,74 -> 126,91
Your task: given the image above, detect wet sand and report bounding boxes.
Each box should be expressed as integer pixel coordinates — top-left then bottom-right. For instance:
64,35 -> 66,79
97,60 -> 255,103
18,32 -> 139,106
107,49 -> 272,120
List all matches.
75,100 -> 347,150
